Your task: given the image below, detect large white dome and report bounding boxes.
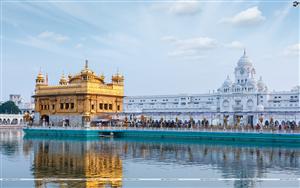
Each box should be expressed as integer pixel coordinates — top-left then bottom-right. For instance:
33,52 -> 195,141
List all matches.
238,49 -> 253,67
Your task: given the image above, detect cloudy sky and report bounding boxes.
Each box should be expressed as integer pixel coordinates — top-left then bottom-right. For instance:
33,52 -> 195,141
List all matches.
1,1 -> 299,101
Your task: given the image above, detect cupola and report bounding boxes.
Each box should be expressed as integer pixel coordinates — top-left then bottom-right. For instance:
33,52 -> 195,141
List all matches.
35,70 -> 46,86
112,71 -> 124,85
59,73 -> 68,85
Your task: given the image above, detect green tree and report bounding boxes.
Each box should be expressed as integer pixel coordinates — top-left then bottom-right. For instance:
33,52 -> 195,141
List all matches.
0,101 -> 21,114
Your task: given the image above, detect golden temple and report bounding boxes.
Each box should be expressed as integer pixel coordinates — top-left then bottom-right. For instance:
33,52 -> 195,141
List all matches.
32,60 -> 124,127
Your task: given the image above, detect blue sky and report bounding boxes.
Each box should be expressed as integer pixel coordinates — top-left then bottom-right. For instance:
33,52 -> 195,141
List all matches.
1,1 -> 299,101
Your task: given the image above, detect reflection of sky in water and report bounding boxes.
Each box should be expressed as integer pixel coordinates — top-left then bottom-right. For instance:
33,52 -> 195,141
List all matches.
1,129 -> 300,188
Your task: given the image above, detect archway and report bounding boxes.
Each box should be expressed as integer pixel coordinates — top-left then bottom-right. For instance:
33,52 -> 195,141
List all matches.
41,115 -> 50,125
11,118 -> 18,125
0,118 -> 2,124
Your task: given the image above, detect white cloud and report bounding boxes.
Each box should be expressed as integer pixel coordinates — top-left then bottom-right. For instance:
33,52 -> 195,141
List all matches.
75,43 -> 83,49
220,6 -> 265,26
16,31 -> 69,50
224,41 -> 244,49
175,37 -> 218,50
161,36 -> 177,43
15,32 -> 77,58
162,36 -> 218,60
37,31 -> 69,43
152,1 -> 200,15
92,33 -> 139,47
168,1 -> 200,15
284,43 -> 300,56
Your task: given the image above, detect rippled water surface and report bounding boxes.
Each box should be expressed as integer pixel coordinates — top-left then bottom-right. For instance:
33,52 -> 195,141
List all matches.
1,129 -> 300,188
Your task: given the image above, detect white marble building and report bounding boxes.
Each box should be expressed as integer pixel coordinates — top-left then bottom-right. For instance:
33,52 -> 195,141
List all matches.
123,50 -> 300,126
9,94 -> 34,113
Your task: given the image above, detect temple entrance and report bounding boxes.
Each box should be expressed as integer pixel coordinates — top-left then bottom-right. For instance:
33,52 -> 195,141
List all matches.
41,115 -> 50,125
65,119 -> 70,127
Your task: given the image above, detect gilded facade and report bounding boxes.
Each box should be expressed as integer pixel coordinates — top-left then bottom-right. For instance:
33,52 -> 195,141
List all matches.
33,60 -> 124,127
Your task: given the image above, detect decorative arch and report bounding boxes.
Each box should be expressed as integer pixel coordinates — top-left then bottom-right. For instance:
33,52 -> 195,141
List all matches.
11,118 -> 18,125
222,100 -> 229,108
41,115 -> 50,124
247,99 -> 254,109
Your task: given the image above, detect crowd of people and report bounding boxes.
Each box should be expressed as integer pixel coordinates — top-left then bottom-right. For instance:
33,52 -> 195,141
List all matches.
106,117 -> 300,132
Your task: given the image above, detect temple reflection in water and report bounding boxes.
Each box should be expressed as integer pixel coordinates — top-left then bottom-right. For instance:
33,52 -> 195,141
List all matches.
22,135 -> 300,188
26,139 -> 123,188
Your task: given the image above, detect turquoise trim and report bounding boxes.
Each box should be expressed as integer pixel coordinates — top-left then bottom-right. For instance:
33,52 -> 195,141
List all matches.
23,128 -> 300,143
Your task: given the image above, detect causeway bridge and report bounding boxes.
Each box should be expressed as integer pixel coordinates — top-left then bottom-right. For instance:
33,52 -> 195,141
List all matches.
23,126 -> 300,143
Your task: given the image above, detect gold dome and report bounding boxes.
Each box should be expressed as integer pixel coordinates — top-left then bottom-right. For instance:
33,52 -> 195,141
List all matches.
112,72 -> 124,83
36,71 -> 45,85
37,73 -> 44,79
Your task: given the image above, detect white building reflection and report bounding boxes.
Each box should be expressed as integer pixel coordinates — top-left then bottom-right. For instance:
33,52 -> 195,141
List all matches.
20,136 -> 300,188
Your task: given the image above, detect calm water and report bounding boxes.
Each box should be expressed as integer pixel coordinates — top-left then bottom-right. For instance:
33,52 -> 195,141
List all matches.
0,129 -> 300,188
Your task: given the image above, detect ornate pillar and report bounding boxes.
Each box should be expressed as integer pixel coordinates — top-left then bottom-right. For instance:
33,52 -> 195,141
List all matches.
82,112 -> 91,128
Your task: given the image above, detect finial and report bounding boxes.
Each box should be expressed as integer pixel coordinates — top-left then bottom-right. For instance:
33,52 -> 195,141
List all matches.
39,67 -> 42,74
85,59 -> 88,69
116,67 -> 119,75
46,73 -> 48,84
243,48 -> 246,56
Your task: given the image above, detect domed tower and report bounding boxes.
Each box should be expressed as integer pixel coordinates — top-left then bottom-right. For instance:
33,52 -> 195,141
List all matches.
80,59 -> 96,81
234,49 -> 256,84
59,73 -> 68,85
232,49 -> 257,93
112,72 -> 124,85
35,71 -> 47,86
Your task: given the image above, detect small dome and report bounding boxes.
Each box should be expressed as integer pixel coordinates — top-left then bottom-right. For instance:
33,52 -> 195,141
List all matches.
37,72 -> 44,79
257,76 -> 267,92
112,72 -> 124,83
36,71 -> 45,84
222,75 -> 232,87
81,59 -> 95,75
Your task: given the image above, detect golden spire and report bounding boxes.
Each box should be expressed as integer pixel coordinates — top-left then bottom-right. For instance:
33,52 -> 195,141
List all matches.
85,59 -> 88,69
